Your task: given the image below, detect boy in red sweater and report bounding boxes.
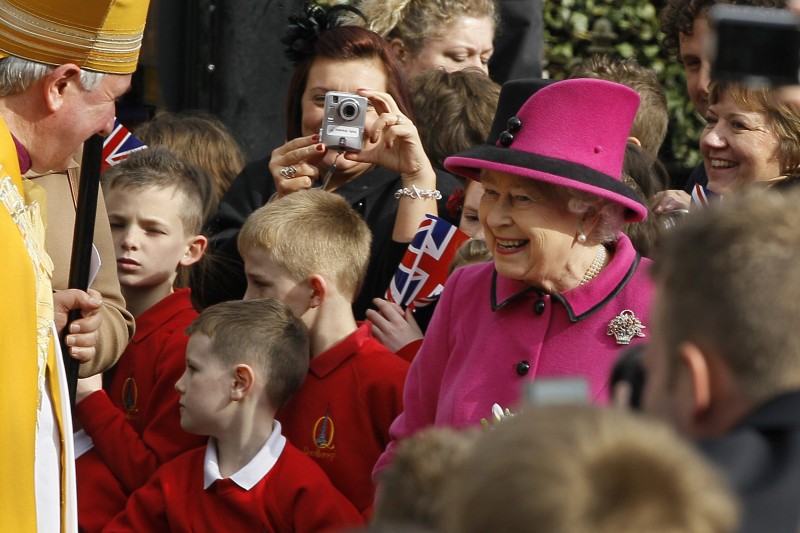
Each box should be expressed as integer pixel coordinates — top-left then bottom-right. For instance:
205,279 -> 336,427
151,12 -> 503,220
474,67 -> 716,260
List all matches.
238,189 -> 410,517
74,148 -> 214,531
105,298 -> 363,532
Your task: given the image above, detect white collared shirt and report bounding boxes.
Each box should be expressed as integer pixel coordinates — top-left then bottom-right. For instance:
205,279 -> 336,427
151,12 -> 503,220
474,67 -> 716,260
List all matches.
203,420 -> 287,490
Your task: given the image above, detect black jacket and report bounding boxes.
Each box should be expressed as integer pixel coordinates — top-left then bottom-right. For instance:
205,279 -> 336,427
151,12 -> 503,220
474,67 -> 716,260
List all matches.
202,156 -> 461,319
699,390 -> 800,533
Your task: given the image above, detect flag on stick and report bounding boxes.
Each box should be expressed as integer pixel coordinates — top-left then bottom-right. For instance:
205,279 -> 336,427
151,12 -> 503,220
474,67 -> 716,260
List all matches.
385,215 -> 470,311
691,183 -> 719,208
101,118 -> 147,171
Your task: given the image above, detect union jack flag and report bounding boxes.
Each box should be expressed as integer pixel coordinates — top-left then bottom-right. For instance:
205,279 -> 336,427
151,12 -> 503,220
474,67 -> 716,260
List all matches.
101,118 -> 147,172
691,183 -> 719,208
385,215 -> 470,310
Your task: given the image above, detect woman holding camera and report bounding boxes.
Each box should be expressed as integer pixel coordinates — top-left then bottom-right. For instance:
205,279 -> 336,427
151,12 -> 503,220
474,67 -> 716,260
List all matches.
207,6 -> 459,317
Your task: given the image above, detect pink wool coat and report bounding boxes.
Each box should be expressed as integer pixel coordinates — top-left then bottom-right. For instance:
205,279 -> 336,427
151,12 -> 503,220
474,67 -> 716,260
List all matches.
376,234 -> 653,473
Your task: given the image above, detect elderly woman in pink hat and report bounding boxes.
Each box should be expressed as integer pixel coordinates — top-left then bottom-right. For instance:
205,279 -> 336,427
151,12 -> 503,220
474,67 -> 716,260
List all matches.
375,78 -> 654,473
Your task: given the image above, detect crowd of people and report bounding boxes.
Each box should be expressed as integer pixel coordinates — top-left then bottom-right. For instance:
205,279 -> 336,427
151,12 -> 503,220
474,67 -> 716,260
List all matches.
3,0 -> 800,531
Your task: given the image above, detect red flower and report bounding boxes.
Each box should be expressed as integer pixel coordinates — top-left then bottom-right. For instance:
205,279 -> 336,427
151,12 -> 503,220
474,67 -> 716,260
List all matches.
446,188 -> 464,221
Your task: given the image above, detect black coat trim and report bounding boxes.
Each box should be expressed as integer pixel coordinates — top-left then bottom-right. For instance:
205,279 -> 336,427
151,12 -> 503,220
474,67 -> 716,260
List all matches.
489,253 -> 642,322
490,269 -> 542,311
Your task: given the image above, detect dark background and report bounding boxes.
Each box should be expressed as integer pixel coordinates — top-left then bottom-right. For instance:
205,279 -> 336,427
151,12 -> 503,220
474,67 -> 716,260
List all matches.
123,0 -> 544,162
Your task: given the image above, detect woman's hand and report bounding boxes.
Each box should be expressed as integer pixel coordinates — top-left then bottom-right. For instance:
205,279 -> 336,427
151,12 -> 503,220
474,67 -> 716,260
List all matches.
54,288 -> 102,364
366,298 -> 424,353
268,134 -> 327,200
346,89 -> 434,181
651,189 -> 691,214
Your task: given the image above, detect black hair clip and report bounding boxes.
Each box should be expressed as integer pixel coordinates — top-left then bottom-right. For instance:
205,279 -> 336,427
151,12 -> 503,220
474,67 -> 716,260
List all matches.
499,116 -> 522,147
282,2 -> 366,66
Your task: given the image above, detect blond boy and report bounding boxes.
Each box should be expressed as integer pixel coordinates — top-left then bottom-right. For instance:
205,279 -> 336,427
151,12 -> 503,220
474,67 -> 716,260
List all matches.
238,189 -> 410,517
74,147 -> 213,530
105,299 -> 362,531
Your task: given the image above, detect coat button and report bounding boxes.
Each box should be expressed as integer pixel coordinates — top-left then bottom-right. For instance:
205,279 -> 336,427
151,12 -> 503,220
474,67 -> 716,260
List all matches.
533,299 -> 546,315
515,361 -> 530,376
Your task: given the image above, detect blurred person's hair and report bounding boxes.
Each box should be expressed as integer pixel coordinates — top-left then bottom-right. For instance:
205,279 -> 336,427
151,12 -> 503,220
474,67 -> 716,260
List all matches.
410,68 -> 500,171
373,427 -> 478,530
134,110 -> 245,201
652,188 -> 800,402
443,404 -> 739,533
620,143 -> 670,258
448,239 -> 492,275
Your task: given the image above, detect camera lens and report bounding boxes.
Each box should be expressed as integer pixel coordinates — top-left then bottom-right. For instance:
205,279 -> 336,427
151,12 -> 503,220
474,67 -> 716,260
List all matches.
339,99 -> 359,121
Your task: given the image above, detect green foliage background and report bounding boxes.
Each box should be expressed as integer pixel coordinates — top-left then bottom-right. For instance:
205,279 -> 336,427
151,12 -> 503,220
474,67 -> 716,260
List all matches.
542,0 -> 703,174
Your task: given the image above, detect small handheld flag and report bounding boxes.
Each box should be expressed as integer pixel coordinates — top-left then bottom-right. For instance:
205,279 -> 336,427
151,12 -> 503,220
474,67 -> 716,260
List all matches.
385,215 -> 470,311
691,183 -> 719,208
101,118 -> 147,172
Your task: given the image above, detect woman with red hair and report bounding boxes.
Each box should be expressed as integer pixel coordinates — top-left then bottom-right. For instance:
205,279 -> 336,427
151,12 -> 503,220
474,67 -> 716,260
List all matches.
207,5 -> 459,317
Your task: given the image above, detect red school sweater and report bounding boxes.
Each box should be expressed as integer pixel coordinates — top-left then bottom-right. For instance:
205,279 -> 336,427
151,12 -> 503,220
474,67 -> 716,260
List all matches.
76,289 -> 206,531
277,322 -> 409,516
103,426 -> 363,532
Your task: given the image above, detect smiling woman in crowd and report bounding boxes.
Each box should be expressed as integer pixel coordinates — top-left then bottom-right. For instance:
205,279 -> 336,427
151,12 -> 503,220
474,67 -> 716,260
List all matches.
655,81 -> 800,211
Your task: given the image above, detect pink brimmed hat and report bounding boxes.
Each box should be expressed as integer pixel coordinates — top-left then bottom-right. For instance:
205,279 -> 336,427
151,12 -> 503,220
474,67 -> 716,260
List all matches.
444,78 -> 647,222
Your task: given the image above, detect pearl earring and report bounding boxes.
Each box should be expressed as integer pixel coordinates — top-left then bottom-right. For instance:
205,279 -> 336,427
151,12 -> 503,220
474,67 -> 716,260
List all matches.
577,233 -> 587,244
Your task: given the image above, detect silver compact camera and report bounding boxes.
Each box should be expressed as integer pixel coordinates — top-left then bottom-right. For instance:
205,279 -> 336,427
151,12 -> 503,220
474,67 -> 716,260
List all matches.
319,91 -> 368,152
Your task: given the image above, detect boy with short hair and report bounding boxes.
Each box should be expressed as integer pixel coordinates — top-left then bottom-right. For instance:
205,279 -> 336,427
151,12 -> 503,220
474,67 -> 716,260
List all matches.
238,189 -> 410,516
105,299 -> 363,531
74,147 -> 215,531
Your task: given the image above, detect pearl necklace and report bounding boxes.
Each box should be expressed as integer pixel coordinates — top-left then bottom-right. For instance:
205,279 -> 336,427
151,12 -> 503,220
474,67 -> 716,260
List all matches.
580,245 -> 607,285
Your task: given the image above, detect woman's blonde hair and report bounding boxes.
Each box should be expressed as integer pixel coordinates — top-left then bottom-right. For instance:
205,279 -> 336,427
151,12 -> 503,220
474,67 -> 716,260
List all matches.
358,0 -> 498,56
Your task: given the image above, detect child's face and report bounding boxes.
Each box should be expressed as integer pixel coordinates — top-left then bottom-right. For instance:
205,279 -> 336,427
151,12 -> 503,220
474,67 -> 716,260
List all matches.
105,185 -> 195,292
241,246 -> 313,317
175,333 -> 232,436
459,181 -> 485,239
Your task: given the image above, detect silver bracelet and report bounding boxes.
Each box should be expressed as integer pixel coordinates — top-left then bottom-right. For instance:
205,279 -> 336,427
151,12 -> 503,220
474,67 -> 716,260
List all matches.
394,184 -> 442,200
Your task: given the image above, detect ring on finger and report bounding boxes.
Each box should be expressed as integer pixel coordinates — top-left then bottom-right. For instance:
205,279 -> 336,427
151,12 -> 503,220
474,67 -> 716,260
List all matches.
280,165 -> 298,178
396,114 -> 403,126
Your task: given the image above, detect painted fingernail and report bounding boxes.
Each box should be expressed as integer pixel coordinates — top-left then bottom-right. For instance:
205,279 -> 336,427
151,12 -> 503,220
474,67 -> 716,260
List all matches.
316,144 -> 324,152
311,134 -> 319,142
